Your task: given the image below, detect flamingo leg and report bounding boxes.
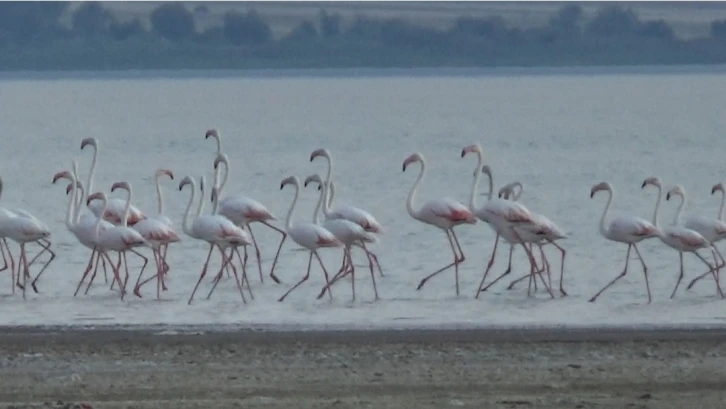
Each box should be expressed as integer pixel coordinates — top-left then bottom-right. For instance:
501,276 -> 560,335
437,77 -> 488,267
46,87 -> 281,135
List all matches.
227,247 -> 247,304
81,250 -> 103,296
233,246 -> 253,300
416,229 -> 462,296
475,234 -> 500,298
19,243 -> 28,300
188,244 -> 216,305
245,224 -> 264,284
589,244 -> 633,303
206,246 -> 241,301
100,251 -> 125,300
479,244 -> 514,294
360,242 -> 384,278
109,252 -> 122,291
549,240 -> 568,296
133,247 -> 161,298
85,251 -> 107,295
510,244 -> 547,292
318,245 -> 354,300
120,251 -> 132,300
3,239 -> 15,295
630,243 -> 651,303
260,220 -> 286,284
278,252 -> 314,302
686,244 -> 726,290
693,250 -> 724,298
29,239 -> 56,293
73,248 -> 98,297
127,248 -> 149,289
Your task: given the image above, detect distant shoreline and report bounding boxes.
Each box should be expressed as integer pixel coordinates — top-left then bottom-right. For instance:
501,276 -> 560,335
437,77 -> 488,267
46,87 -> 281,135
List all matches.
2,63 -> 726,81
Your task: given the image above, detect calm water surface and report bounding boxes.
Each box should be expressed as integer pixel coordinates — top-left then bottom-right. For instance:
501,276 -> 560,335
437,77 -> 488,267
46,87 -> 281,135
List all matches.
0,69 -> 725,329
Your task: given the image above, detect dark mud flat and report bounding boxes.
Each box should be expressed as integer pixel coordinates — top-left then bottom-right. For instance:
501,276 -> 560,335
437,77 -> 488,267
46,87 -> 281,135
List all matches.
0,326 -> 725,409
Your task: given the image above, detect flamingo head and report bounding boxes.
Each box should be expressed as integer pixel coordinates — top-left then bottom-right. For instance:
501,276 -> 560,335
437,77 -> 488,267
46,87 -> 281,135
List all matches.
205,129 -> 219,140
155,168 -> 174,180
590,181 -> 612,199
178,176 -> 194,191
461,143 -> 482,158
712,183 -> 725,195
111,181 -> 130,193
280,176 -> 298,190
52,170 -> 72,185
666,185 -> 685,202
65,181 -> 83,195
303,174 -> 323,189
80,137 -> 97,151
402,153 -> 424,172
498,181 -> 523,200
213,153 -> 229,170
641,176 -> 662,190
310,148 -> 331,162
87,191 -> 105,206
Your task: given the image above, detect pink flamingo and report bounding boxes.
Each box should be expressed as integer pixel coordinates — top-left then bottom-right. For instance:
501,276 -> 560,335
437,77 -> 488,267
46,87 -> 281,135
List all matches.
402,152 -> 477,297
459,144 -> 551,298
495,182 -> 569,296
310,148 -> 384,277
80,137 -> 147,226
303,174 -> 379,301
277,175 -> 341,302
210,151 -> 286,284
0,176 -> 56,295
179,175 -> 250,305
131,169 -> 181,299
52,164 -> 113,296
589,181 -> 661,304
640,180 -> 724,298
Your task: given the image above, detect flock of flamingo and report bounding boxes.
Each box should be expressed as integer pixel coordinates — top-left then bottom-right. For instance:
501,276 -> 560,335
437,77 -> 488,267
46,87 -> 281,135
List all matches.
2,132 -> 725,306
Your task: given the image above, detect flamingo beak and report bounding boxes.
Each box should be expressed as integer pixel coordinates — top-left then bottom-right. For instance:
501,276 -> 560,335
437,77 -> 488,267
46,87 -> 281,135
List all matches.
52,171 -> 67,184
641,181 -> 647,189
460,149 -> 466,158
666,193 -> 671,201
164,170 -> 174,180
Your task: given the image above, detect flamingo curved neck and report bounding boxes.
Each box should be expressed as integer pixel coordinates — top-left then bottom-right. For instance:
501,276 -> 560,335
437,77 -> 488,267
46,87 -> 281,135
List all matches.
211,190 -> 220,215
284,182 -> 300,231
406,160 -> 426,220
74,182 -> 85,224
214,134 -> 222,155
197,178 -> 206,218
85,144 -> 98,202
120,185 -> 133,227
155,174 -> 165,215
214,159 -> 229,197
467,151 -> 484,212
650,185 -> 662,228
598,189 -> 614,239
312,183 -> 324,224
181,181 -> 197,236
719,190 -> 725,221
322,180 -> 336,218
64,173 -> 77,231
673,193 -> 686,226
94,197 -> 108,240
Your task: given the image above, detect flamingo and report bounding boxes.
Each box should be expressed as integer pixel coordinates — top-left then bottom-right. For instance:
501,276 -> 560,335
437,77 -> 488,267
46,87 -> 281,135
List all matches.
640,181 -> 723,298
588,181 -> 662,304
80,137 -> 146,226
402,152 -> 478,297
277,175 -> 341,302
179,175 -> 250,305
130,169 -> 181,299
211,152 -> 286,284
0,176 -> 56,294
302,174 -> 379,301
52,162 -> 114,296
495,181 -> 569,296
309,148 -> 384,277
681,181 -> 726,290
87,182 -> 151,300
459,144 -> 552,298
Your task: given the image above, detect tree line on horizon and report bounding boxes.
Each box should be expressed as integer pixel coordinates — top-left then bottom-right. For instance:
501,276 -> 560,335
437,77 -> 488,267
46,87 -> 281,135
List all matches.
1,1 -> 726,70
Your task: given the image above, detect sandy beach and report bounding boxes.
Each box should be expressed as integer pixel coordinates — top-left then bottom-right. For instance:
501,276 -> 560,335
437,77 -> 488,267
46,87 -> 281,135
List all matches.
0,326 -> 724,408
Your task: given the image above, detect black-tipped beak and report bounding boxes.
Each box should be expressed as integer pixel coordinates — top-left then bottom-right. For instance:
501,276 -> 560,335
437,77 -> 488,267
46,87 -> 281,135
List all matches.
641,182 -> 646,189
303,181 -> 309,188
317,185 -> 321,191
666,193 -> 671,201
280,183 -> 284,190
589,191 -> 594,199
712,187 -> 718,195
402,164 -> 407,172
460,150 -> 465,158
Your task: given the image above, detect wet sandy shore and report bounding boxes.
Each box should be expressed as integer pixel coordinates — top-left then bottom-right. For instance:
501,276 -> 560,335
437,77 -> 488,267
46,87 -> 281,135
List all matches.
1,326 -> 725,408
